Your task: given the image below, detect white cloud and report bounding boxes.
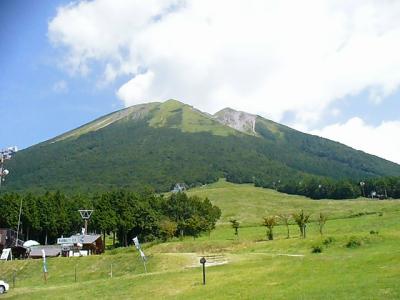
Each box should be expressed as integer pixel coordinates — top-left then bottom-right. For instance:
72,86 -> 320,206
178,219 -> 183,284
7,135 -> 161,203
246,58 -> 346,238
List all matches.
117,71 -> 155,104
48,0 -> 400,124
52,80 -> 68,93
311,117 -> 400,164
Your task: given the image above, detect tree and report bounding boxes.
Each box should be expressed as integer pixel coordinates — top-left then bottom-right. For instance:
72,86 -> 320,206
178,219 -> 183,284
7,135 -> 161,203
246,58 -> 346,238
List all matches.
263,216 -> 277,240
114,190 -> 136,247
163,193 -> 194,238
292,210 -> 311,238
53,191 -> 71,238
38,192 -> 58,245
185,215 -> 208,239
279,214 -> 291,239
92,192 -> 118,248
318,212 -> 327,235
158,219 -> 177,241
230,219 -> 240,237
198,197 -> 221,236
162,193 -> 220,239
22,193 -> 41,241
0,193 -> 20,229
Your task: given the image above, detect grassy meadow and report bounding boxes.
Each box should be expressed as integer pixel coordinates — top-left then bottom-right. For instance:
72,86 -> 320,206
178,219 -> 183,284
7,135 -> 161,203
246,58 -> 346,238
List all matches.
1,179 -> 400,299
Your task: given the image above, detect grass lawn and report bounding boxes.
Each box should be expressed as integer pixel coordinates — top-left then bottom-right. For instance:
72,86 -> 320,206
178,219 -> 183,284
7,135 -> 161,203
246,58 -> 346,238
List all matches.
1,180 -> 400,299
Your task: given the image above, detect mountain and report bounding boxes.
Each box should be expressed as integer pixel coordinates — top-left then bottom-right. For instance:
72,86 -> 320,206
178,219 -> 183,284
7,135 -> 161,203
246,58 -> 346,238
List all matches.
4,99 -> 400,193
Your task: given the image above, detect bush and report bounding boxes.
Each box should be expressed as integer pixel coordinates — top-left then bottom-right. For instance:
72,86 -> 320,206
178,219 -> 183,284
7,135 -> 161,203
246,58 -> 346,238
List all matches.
311,244 -> 323,253
349,211 -> 378,218
346,236 -> 362,248
322,236 -> 335,246
369,230 -> 379,235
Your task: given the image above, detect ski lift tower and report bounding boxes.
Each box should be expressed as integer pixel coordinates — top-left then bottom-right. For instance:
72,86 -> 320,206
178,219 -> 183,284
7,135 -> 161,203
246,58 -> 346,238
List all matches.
78,210 -> 93,235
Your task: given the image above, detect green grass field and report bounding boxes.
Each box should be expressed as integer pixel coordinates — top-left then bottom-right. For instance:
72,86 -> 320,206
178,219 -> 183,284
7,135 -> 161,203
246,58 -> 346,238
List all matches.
1,179 -> 400,299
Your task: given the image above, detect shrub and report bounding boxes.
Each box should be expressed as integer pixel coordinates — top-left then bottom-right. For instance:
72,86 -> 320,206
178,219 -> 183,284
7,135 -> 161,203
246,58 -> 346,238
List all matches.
292,210 -> 311,238
349,211 -> 378,218
318,212 -> 328,235
369,230 -> 379,235
230,219 -> 240,236
263,216 -> 278,240
323,236 -> 335,246
311,244 -> 323,253
346,236 -> 362,248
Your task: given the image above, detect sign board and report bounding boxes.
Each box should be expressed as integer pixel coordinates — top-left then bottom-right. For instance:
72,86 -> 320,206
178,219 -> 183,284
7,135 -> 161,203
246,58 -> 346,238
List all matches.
57,237 -> 79,244
0,248 -> 11,260
133,236 -> 140,249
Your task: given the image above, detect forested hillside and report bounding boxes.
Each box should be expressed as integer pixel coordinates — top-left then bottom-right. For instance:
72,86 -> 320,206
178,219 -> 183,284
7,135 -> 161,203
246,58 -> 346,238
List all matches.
3,100 -> 400,195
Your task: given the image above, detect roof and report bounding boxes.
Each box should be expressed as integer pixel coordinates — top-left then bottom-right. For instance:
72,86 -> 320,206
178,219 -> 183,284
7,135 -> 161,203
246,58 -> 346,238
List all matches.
29,245 -> 61,257
70,234 -> 101,244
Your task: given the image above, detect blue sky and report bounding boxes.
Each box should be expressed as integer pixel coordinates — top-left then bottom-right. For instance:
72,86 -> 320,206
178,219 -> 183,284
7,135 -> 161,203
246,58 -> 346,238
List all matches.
0,0 -> 124,149
1,1 -> 400,163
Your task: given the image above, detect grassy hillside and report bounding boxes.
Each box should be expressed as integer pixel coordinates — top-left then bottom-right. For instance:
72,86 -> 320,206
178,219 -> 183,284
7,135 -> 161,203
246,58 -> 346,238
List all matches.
149,100 -> 235,136
1,181 -> 400,299
188,179 -> 400,225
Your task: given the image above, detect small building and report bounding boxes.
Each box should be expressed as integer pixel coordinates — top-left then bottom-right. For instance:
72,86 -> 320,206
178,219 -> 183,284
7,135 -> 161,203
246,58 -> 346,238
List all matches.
29,245 -> 61,259
70,234 -> 104,255
57,234 -> 104,257
172,183 -> 188,193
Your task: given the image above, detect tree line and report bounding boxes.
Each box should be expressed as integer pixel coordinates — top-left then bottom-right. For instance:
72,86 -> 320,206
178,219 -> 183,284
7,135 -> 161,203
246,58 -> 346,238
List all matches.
0,190 -> 221,247
254,176 -> 400,199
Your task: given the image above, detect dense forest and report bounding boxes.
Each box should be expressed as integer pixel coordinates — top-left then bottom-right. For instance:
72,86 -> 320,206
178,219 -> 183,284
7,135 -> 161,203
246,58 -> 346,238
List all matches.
254,176 -> 400,200
0,190 -> 221,246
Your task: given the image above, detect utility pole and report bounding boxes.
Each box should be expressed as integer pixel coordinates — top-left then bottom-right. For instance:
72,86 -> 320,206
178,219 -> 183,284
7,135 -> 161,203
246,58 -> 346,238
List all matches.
15,197 -> 23,246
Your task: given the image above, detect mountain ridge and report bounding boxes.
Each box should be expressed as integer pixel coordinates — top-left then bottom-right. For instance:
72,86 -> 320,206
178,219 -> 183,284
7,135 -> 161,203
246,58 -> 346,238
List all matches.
4,99 -> 400,193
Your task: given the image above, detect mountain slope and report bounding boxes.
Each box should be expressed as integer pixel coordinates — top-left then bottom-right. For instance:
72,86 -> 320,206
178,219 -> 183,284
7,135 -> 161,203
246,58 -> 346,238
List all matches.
4,100 -> 400,193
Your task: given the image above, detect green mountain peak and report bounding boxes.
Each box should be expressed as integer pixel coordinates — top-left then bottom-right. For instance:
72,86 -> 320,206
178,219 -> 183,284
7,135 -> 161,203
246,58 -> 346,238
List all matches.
148,100 -> 236,136
4,99 -> 400,193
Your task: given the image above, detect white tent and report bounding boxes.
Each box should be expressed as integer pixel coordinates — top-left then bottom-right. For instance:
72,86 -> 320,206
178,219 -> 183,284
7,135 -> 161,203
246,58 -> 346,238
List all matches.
23,240 -> 40,248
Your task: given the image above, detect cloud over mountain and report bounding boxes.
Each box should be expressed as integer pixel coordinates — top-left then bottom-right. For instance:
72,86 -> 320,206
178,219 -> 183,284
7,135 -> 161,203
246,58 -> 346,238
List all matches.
48,0 -> 400,163
49,0 -> 400,122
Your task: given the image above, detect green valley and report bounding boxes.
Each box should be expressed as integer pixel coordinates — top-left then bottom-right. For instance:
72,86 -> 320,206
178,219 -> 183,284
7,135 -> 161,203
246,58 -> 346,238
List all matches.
1,180 -> 400,299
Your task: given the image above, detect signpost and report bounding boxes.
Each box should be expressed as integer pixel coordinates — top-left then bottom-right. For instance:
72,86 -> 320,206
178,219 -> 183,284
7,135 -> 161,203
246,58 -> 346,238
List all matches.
0,248 -> 12,261
200,257 -> 206,285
